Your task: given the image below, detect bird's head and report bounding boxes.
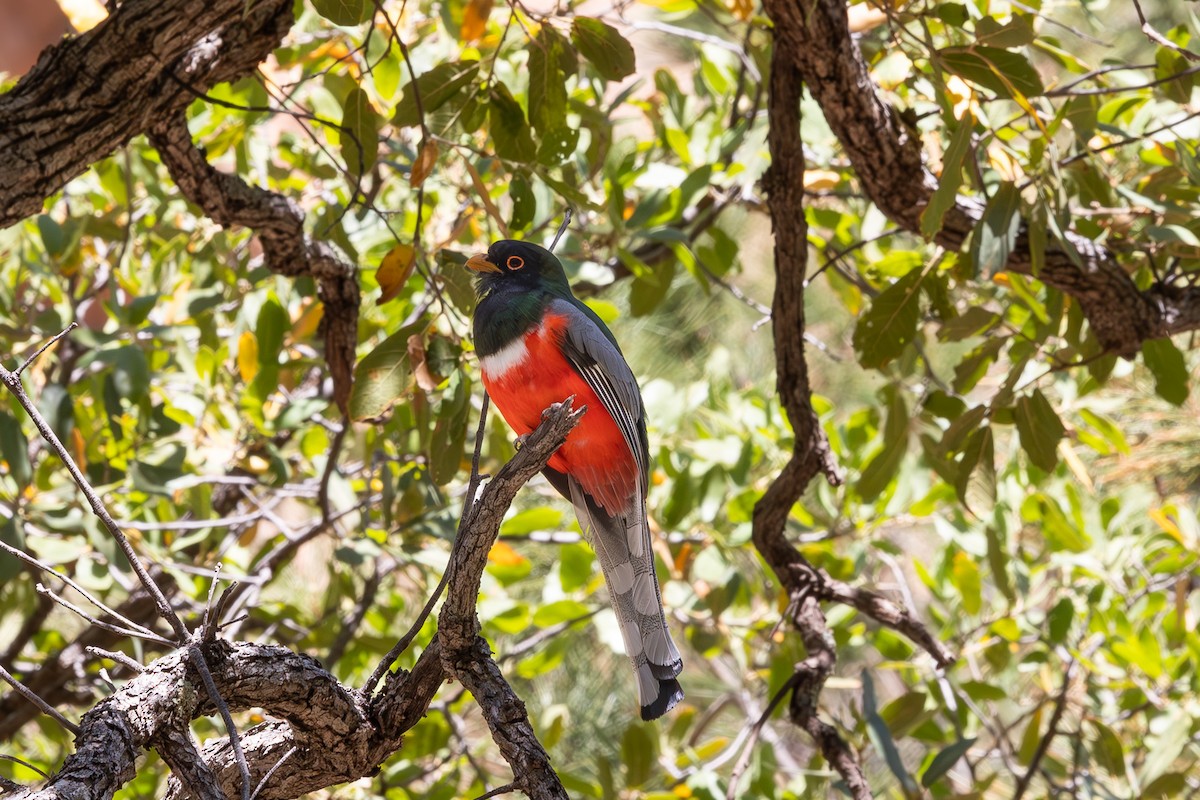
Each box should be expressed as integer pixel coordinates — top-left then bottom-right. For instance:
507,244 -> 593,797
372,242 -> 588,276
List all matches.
465,239 -> 571,295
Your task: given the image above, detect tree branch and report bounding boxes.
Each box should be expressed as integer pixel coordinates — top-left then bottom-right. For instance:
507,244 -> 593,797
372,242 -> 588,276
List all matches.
437,399 -> 583,800
0,0 -> 295,230
148,113 -> 360,414
762,0 -> 1198,355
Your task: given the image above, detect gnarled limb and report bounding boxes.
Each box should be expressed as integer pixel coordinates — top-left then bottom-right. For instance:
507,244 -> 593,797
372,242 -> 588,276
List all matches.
149,113 -> 360,414
751,46 -> 955,800
0,0 -> 294,230
762,0 -> 1200,355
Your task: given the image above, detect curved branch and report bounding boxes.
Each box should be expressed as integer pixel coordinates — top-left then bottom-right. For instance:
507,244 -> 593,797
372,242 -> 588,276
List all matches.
148,113 -> 360,414
762,0 -> 1196,355
0,0 -> 294,230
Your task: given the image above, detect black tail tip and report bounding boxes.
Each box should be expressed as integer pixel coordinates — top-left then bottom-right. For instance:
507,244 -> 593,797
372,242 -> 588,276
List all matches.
640,678 -> 684,721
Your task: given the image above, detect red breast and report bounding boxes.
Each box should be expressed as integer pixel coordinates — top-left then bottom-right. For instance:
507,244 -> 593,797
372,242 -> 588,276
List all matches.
480,312 -> 639,514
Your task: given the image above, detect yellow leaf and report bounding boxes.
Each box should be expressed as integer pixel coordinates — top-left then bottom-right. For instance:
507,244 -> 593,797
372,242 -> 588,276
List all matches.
57,0 -> 107,32
71,429 -> 87,473
728,0 -> 752,21
1150,508 -> 1184,544
1058,440 -> 1093,492
803,169 -> 841,191
237,331 -> 259,382
291,298 -> 324,340
461,0 -> 494,41
377,244 -> 416,303
487,540 -> 527,567
411,140 -> 439,188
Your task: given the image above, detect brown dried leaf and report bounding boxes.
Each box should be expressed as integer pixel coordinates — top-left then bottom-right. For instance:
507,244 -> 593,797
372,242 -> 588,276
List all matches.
410,139 -> 439,188
377,243 -> 416,303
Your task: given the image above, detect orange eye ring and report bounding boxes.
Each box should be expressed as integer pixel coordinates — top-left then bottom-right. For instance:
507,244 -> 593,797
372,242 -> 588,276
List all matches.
507,255 -> 525,270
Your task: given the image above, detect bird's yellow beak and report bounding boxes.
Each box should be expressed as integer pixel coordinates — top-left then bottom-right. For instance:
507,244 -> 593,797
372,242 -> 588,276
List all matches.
465,253 -> 502,274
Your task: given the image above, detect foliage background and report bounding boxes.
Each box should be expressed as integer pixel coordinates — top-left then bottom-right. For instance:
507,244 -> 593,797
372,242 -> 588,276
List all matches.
1,0 -> 1199,797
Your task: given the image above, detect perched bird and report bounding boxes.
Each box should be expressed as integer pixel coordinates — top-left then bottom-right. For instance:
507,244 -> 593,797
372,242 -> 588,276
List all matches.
467,239 -> 684,720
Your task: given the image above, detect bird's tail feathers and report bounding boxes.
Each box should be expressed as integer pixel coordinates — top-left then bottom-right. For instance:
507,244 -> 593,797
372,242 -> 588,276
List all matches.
568,478 -> 684,720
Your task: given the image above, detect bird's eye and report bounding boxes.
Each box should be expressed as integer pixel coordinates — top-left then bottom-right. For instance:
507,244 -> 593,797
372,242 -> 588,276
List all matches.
507,255 -> 525,270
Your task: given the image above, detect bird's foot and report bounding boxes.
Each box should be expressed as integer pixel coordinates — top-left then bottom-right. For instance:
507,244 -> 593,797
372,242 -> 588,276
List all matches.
514,433 -> 530,451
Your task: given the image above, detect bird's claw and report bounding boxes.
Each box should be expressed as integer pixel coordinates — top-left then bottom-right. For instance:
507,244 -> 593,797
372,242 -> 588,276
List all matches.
514,433 -> 530,451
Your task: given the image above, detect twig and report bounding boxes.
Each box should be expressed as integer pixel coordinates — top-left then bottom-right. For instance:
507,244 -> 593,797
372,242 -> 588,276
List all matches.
1043,63 -> 1200,97
1130,0 -> 1199,63
0,329 -> 190,643
35,583 -> 175,647
474,783 -> 517,800
0,662 -> 79,735
86,646 -> 145,674
318,418 -> 350,521
550,208 -> 573,251
725,672 -> 800,799
0,753 -> 49,780
1012,658 -> 1076,800
0,538 -> 157,637
188,644 -> 252,800
14,323 -> 78,377
249,745 -> 298,800
365,393 -> 491,694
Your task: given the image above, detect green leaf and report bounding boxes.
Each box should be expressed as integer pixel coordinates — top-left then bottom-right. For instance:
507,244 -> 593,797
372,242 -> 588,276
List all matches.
955,426 -> 995,515
1014,390 -> 1064,471
0,516 -> 25,583
393,61 -> 481,128
536,124 -> 580,166
970,181 -> 1022,275
489,83 -> 536,162
879,691 -> 928,737
349,324 -> 419,420
951,551 -> 982,614
501,507 -> 563,535
532,599 -> 592,627
953,338 -> 1004,393
862,671 -> 919,795
340,86 -> 380,176
940,45 -> 1045,98
937,305 -> 998,342
559,542 -> 595,592
621,723 -> 658,787
1046,597 -> 1073,644
986,525 -> 1015,603
921,112 -> 974,239
1139,708 -> 1188,785
312,0 -> 372,25
509,173 -> 535,231
857,388 -> 909,501
0,412 -> 31,490
528,27 -> 573,134
852,268 -> 924,368
1141,338 -> 1190,406
430,373 -> 470,485
571,18 -> 636,81
921,737 -> 977,787
1088,720 -> 1125,775
256,297 -> 287,367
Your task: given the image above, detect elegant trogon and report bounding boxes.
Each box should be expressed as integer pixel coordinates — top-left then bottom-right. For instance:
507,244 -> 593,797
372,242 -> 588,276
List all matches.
467,239 -> 684,720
